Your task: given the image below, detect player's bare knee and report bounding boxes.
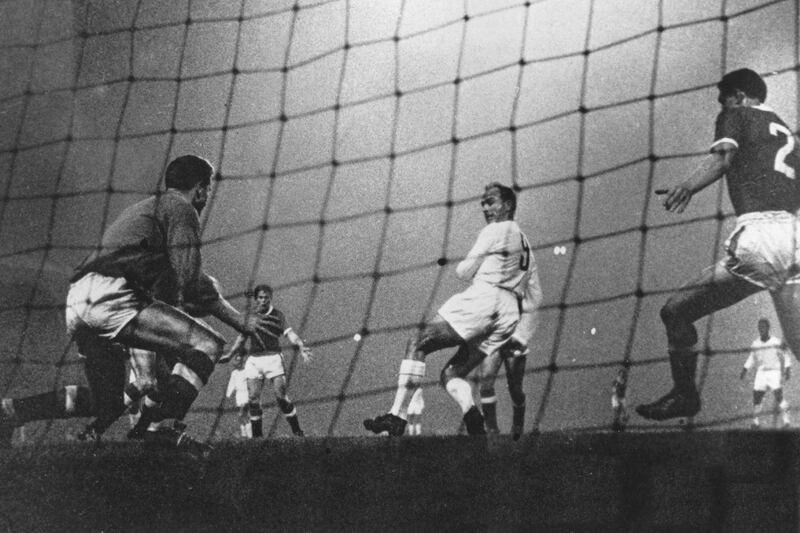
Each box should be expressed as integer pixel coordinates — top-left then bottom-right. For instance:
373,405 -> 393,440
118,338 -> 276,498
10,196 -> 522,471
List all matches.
440,364 -> 466,388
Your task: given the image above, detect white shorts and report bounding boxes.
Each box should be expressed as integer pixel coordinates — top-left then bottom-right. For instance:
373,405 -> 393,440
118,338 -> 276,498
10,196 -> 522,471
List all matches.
724,211 -> 799,291
753,369 -> 783,392
244,352 -> 286,380
612,395 -> 626,409
66,272 -> 146,339
438,282 -> 520,358
407,388 -> 425,416
234,390 -> 249,407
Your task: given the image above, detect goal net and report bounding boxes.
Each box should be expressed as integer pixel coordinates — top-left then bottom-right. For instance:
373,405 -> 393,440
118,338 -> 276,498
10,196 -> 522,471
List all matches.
1,0 -> 798,441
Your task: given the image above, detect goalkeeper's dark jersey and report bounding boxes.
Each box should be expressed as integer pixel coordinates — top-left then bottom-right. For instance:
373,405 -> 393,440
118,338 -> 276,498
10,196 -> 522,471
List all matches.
713,105 -> 800,215
71,190 -> 213,305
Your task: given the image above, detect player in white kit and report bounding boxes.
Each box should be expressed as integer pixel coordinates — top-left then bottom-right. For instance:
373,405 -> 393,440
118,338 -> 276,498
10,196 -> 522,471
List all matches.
364,183 -> 533,436
740,318 -> 792,428
226,353 -> 252,438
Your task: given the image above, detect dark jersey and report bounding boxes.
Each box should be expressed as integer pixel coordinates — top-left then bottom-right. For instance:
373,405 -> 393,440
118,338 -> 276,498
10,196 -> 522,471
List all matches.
244,306 -> 287,354
713,105 -> 800,215
72,190 -> 209,305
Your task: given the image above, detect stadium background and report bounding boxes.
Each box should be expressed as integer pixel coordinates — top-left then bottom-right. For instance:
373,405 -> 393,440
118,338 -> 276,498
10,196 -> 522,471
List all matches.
0,0 -> 798,442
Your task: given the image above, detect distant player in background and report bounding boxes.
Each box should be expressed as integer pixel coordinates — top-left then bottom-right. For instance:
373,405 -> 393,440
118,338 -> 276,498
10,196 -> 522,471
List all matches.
479,262 -> 542,440
222,285 -> 312,438
364,182 -> 533,437
406,388 -> 425,436
226,353 -> 251,438
636,69 -> 800,422
611,368 -> 629,432
740,318 -> 792,429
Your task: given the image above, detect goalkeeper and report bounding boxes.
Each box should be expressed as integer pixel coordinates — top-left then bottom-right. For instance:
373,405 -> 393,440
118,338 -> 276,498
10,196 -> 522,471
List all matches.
64,155 -> 275,452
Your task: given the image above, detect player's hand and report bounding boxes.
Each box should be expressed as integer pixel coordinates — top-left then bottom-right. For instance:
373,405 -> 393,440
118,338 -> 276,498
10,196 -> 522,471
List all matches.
660,183 -> 693,214
242,312 -> 282,338
297,345 -> 313,363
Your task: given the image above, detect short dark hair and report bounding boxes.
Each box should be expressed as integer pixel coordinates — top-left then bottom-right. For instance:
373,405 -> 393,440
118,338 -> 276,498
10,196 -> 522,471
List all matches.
717,68 -> 767,102
164,155 -> 213,190
485,182 -> 517,218
253,284 -> 273,298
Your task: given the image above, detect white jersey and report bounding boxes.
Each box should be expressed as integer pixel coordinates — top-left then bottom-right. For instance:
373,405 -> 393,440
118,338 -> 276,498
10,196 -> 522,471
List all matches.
226,368 -> 250,406
456,220 -> 532,298
745,336 -> 790,371
511,272 -> 543,347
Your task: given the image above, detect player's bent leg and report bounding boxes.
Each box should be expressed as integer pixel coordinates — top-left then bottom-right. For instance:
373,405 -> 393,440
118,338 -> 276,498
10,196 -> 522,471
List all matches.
80,347 -> 128,440
478,352 -> 503,434
637,264 -> 759,421
116,300 -> 224,359
365,320 -> 463,436
504,353 -> 527,440
117,302 -> 223,425
441,345 -> 487,436
247,378 -> 264,438
272,376 -> 303,436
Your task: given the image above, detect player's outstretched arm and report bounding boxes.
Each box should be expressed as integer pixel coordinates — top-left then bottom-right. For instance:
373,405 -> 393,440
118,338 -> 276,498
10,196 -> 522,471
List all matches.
286,328 -> 312,362
660,149 -> 733,214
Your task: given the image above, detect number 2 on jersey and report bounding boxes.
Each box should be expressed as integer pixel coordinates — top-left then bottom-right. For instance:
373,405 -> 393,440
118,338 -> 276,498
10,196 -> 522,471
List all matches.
770,122 -> 796,179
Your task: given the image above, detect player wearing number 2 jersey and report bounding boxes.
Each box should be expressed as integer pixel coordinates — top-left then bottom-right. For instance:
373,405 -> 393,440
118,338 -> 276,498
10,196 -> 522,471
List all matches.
364,182 -> 532,436
637,68 -> 800,421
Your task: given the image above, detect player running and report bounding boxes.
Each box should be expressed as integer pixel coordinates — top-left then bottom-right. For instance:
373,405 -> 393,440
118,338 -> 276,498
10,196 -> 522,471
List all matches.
364,182 -> 533,436
637,69 -> 800,421
740,318 -> 792,429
